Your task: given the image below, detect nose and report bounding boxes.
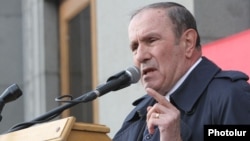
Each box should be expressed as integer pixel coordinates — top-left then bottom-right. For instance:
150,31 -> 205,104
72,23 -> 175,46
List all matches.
134,45 -> 151,64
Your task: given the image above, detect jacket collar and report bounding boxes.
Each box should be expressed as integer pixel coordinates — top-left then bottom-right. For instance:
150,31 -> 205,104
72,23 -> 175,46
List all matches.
170,57 -> 221,114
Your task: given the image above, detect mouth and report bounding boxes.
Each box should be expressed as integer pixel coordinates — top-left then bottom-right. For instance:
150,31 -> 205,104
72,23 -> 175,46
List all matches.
142,67 -> 156,75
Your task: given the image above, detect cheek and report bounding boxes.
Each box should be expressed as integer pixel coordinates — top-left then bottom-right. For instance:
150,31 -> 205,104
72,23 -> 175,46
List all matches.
156,51 -> 170,67
133,58 -> 140,67
157,46 -> 180,66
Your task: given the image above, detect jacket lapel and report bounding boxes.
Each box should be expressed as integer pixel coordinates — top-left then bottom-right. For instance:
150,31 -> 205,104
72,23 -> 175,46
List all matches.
170,57 -> 221,114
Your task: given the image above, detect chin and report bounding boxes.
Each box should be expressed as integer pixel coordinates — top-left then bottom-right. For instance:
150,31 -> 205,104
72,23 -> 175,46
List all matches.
143,84 -> 158,91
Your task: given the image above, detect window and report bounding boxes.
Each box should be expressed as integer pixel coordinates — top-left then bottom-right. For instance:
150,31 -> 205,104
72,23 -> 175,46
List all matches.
59,0 -> 98,123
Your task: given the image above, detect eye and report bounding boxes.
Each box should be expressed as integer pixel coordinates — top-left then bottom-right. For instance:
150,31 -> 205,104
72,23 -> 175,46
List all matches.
147,37 -> 157,44
130,42 -> 138,52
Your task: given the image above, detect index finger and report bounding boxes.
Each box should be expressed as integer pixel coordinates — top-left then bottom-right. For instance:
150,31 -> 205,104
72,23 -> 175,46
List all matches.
146,88 -> 172,108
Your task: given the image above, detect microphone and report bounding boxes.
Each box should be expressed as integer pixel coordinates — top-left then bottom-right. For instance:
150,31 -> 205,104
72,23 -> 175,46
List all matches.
0,83 -> 22,121
0,84 -> 22,104
82,66 -> 141,102
95,66 -> 140,97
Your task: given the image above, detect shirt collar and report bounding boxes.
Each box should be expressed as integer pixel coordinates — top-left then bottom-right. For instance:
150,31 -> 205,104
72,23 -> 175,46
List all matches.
165,57 -> 202,101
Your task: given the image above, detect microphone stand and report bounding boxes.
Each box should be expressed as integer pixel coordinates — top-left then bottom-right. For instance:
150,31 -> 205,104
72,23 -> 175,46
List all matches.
7,90 -> 99,133
6,68 -> 137,133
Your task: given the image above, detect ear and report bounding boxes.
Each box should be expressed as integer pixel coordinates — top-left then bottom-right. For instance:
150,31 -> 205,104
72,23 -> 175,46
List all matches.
181,29 -> 197,58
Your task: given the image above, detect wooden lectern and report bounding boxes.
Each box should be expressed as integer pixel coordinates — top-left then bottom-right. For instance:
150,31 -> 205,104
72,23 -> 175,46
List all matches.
0,116 -> 111,141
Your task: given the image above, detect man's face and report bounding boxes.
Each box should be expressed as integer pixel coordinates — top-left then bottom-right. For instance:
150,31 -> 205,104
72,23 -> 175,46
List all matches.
128,9 -> 187,95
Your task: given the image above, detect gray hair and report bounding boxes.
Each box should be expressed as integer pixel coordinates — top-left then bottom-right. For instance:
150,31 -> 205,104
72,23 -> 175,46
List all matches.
131,2 -> 201,48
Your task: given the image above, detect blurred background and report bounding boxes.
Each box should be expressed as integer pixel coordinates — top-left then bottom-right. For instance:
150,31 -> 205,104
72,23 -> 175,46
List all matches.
0,0 -> 249,138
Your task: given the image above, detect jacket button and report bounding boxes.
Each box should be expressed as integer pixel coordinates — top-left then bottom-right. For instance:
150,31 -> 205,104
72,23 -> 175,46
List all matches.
145,134 -> 152,140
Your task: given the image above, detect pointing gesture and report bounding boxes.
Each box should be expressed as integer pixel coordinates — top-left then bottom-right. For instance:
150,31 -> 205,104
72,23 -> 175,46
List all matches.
146,88 -> 182,141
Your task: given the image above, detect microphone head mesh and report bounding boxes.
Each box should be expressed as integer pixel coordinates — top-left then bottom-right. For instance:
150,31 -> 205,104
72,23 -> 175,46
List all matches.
126,66 -> 141,83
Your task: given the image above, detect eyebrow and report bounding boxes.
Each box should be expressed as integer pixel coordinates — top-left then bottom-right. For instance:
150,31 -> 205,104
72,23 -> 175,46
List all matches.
130,31 -> 160,44
140,32 -> 161,41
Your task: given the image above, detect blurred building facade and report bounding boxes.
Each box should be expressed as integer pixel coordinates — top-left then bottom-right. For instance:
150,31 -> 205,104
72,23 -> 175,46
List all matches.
0,0 -> 249,138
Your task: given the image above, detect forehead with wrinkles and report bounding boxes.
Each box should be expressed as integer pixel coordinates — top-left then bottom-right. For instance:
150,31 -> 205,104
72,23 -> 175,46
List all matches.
128,8 -> 173,40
